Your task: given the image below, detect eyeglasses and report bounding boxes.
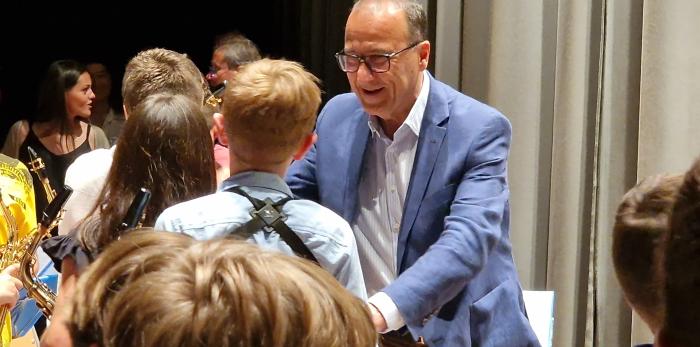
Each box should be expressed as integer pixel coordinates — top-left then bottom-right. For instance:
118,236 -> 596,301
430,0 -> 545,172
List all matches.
335,41 -> 421,73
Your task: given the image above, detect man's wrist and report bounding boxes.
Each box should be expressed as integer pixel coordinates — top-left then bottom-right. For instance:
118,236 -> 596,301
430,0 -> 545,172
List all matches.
367,291 -> 406,332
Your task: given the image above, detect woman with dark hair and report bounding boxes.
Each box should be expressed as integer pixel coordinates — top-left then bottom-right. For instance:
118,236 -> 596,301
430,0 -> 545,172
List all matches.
78,92 -> 217,255
46,92 -> 216,268
2,60 -> 110,217
40,92 -> 216,346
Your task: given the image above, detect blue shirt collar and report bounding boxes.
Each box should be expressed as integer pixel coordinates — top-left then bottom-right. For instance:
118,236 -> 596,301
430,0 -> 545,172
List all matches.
220,171 -> 293,196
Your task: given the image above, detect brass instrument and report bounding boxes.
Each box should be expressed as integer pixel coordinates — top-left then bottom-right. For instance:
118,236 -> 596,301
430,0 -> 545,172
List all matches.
0,188 -> 19,346
27,147 -> 55,201
18,187 -> 72,318
0,188 -> 19,266
204,80 -> 227,110
21,146 -> 67,318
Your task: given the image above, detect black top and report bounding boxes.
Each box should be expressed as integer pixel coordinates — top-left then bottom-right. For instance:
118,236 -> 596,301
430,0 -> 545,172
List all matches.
41,231 -> 92,274
18,123 -> 92,222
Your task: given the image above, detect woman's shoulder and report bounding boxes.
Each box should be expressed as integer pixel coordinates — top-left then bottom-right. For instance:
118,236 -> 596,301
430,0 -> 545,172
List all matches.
9,120 -> 30,136
87,123 -> 110,150
2,120 -> 31,158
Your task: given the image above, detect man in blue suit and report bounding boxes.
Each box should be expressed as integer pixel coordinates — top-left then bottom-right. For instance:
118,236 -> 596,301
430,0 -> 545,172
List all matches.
287,0 -> 540,346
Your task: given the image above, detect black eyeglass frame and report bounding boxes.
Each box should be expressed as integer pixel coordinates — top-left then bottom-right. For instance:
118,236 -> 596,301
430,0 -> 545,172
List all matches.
334,41 -> 422,73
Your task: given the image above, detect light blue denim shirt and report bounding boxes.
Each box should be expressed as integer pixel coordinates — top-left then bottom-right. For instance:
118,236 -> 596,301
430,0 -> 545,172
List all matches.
155,171 -> 367,300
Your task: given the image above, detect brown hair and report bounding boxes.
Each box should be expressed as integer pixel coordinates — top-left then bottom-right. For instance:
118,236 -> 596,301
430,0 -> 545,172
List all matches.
612,174 -> 682,331
67,229 -> 377,347
223,58 -> 321,165
77,93 -> 216,255
662,158 -> 700,346
122,48 -> 209,114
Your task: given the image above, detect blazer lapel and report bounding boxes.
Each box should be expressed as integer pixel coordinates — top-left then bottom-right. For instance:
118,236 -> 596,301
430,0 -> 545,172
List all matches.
397,75 -> 449,268
342,109 -> 370,222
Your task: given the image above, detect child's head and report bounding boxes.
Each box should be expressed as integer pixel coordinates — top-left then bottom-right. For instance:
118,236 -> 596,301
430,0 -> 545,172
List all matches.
66,229 -> 376,347
660,158 -> 700,346
612,174 -> 682,332
222,58 -> 321,166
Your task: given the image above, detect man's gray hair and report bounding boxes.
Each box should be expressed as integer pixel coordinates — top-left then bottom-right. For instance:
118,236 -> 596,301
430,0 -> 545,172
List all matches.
214,33 -> 262,68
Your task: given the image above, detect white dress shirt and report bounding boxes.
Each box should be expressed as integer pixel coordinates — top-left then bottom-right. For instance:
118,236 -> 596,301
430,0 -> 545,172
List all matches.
353,70 -> 430,331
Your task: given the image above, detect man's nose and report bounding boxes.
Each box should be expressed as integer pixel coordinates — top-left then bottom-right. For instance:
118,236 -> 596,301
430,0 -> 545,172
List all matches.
356,62 -> 375,83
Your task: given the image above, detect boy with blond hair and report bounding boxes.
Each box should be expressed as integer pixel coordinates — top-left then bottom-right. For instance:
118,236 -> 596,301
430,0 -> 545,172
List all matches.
156,59 -> 366,299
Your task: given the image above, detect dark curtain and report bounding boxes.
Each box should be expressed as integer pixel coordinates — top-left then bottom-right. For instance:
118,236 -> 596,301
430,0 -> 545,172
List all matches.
297,0 -> 355,104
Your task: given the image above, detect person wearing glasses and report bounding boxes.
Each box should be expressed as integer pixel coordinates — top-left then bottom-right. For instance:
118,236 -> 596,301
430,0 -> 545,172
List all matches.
206,33 -> 262,182
206,32 -> 261,89
286,0 -> 539,346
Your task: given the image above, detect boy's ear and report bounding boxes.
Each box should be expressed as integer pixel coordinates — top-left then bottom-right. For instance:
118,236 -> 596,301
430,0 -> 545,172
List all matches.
213,112 -> 228,146
293,133 -> 317,161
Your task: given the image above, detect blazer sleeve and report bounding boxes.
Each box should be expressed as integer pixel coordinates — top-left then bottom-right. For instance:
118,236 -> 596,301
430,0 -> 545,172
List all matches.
383,114 -> 512,325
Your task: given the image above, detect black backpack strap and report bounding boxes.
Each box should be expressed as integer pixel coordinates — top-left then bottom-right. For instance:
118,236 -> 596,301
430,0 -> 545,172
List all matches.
228,186 -> 319,264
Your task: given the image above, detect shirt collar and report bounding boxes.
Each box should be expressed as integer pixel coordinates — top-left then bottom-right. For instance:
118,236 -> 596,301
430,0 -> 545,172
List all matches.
367,70 -> 431,139
220,171 -> 293,196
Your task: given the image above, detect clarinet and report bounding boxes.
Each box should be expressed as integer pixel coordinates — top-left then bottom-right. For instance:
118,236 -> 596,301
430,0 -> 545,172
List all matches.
119,188 -> 152,232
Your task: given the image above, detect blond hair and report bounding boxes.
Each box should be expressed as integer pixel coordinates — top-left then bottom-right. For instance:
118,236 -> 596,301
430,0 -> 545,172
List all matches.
122,48 -> 209,114
223,58 -> 321,165
612,174 -> 682,331
67,229 -> 376,347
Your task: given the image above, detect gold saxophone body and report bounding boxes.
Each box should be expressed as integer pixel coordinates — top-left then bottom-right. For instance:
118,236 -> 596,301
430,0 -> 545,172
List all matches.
204,80 -> 227,110
0,188 -> 20,346
18,147 -> 68,319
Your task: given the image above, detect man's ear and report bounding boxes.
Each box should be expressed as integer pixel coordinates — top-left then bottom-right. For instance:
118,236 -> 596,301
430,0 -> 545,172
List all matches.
213,112 -> 228,146
293,133 -> 317,161
418,40 -> 431,70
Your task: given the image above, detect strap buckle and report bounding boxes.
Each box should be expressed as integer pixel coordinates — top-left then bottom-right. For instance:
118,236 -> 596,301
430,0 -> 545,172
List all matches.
250,198 -> 287,226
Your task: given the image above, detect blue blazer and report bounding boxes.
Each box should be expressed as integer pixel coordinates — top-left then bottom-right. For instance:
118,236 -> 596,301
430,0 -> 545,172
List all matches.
287,74 -> 540,347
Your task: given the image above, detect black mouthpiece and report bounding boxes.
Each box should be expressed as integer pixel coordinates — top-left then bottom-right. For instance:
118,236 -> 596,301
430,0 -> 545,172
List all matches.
41,185 -> 73,227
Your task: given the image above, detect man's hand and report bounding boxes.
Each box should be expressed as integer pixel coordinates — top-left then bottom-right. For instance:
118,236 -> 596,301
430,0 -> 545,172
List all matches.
0,264 -> 23,307
369,303 -> 388,332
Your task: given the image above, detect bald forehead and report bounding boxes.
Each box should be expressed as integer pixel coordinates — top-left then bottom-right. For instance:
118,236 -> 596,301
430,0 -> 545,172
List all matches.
347,1 -> 411,41
353,0 -> 404,13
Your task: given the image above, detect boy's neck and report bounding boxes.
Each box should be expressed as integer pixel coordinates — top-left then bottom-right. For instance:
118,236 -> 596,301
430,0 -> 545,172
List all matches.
228,158 -> 289,180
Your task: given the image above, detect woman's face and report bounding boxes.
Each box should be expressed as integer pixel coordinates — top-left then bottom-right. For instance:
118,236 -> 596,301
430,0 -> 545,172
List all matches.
65,72 -> 95,119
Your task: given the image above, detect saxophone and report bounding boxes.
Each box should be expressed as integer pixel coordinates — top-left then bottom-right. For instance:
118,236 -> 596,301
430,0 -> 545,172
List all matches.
20,146 -> 68,318
204,80 -> 227,110
0,188 -> 20,346
18,187 -> 72,318
27,147 -> 55,201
